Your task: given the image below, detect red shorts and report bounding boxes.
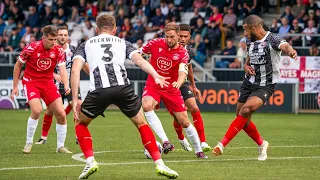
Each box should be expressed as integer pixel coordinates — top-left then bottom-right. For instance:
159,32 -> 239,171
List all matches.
23,80 -> 61,106
142,85 -> 186,115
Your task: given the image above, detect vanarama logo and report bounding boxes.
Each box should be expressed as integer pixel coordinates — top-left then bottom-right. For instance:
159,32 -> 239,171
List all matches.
198,89 -> 284,106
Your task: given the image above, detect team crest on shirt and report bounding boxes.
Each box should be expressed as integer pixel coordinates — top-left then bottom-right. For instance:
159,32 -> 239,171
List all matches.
37,58 -> 52,71
173,53 -> 179,60
157,57 -> 172,71
260,41 -> 267,48
50,52 -> 56,59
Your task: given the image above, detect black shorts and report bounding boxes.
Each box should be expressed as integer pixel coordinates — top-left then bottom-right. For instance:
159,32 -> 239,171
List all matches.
81,84 -> 141,119
180,82 -> 194,101
59,88 -> 81,102
238,79 -> 276,103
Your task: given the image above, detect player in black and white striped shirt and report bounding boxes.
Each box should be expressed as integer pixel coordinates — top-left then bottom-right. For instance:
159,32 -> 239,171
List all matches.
212,15 -> 297,161
71,14 -> 179,179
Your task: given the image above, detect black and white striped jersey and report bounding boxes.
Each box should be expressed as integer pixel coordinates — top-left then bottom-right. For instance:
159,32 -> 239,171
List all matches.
72,34 -> 139,91
245,31 -> 287,86
185,45 -> 194,64
55,43 -> 76,89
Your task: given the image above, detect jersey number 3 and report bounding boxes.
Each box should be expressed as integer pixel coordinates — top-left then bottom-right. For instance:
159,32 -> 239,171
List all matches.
101,44 -> 113,62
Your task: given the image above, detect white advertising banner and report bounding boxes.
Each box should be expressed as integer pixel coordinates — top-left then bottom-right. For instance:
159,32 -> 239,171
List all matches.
279,56 -> 320,93
0,80 -> 91,109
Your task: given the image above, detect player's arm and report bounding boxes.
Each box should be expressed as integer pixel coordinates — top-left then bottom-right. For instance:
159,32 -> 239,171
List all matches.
279,43 -> 297,60
187,63 -> 202,100
243,55 -> 255,76
53,73 -> 61,83
172,63 -> 188,89
82,62 -> 90,75
57,50 -> 70,95
11,60 -> 24,100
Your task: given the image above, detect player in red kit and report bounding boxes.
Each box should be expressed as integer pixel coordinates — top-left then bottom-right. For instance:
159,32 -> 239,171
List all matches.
11,25 -> 72,154
141,22 -> 207,158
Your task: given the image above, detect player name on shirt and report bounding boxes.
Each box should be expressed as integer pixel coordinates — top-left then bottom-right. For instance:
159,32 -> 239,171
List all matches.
89,37 -> 122,43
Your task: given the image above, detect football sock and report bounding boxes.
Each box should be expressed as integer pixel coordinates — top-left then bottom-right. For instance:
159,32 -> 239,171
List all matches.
243,121 -> 264,146
76,124 -> 93,158
173,120 -> 185,140
144,111 -> 169,143
86,156 -> 95,165
56,123 -> 67,148
184,124 -> 202,153
221,115 -> 248,147
26,117 -> 39,144
41,114 -> 53,140
138,124 -> 161,162
191,110 -> 206,142
65,104 -> 72,115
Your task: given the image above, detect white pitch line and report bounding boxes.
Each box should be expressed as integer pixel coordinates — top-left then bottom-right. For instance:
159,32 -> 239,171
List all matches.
1,156 -> 320,171
71,145 -> 320,162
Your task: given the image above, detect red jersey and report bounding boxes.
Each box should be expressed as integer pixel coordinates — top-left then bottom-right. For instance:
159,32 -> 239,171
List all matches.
19,41 -> 66,82
142,38 -> 189,89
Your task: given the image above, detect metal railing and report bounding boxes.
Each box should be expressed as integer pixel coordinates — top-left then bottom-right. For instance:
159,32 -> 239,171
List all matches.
0,52 -> 19,65
211,55 -> 246,70
274,33 -> 320,47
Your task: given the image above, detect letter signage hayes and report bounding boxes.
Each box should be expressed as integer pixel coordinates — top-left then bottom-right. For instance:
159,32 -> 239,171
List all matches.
195,83 -> 294,113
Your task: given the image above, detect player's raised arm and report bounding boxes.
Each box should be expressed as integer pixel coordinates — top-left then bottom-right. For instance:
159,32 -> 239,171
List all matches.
57,49 -> 70,95
279,42 -> 297,60
71,43 -> 86,119
270,34 -> 297,60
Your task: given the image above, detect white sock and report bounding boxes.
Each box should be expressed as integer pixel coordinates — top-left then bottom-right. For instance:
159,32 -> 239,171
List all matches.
56,124 -> 67,149
144,111 -> 169,143
184,124 -> 202,153
41,136 -> 47,140
86,156 -> 95,165
154,159 -> 165,166
26,117 -> 39,144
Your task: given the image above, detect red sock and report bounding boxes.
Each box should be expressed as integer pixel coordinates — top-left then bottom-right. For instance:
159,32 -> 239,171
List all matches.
65,104 -> 72,115
76,124 -> 93,158
221,115 -> 248,147
191,110 -> 206,142
41,114 -> 53,137
138,124 -> 161,161
243,121 -> 264,145
173,120 -> 184,140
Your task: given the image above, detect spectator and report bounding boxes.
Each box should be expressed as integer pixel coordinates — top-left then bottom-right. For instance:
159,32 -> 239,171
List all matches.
204,21 -> 221,54
182,0 -> 193,12
56,8 -> 67,26
26,6 -> 40,28
131,8 -> 148,27
129,4 -> 137,19
167,2 -> 180,22
52,0 -> 67,16
239,0 -> 257,18
114,0 -> 129,17
216,39 -> 237,68
191,34 -> 206,67
71,0 -> 86,22
9,6 -> 25,24
278,17 -> 291,38
0,36 -> 5,52
41,6 -> 54,26
0,1 -> 5,19
141,0 -> 151,17
160,0 -> 169,16
209,0 -> 226,13
151,8 -> 166,32
230,37 -> 247,69
82,20 -> 95,42
51,17 -> 60,28
134,39 -> 144,49
85,1 -> 98,21
6,27 -> 21,51
14,41 -> 26,52
36,0 -> 46,17
17,22 -> 25,37
270,18 -> 279,33
222,7 -> 237,38
0,18 -> 6,36
279,5 -> 294,26
289,19 -> 303,46
302,19 -> 317,45
130,19 -> 146,43
308,44 -> 320,56
21,26 -> 32,45
305,0 -> 319,14
190,8 -> 202,30
193,0 -> 208,11
116,8 -> 126,30
29,34 -> 37,44
150,0 -> 161,12
192,17 -> 207,39
3,17 -> 16,38
304,9 -> 318,27
32,27 -> 41,40
292,0 -> 306,22
119,18 -> 132,39
209,6 -> 223,26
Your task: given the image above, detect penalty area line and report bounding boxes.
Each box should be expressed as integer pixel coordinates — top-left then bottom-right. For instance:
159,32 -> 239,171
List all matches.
1,156 -> 320,171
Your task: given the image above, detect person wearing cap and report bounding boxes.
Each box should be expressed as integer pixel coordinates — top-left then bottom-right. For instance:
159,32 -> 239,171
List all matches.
222,7 -> 237,38
230,37 -> 247,69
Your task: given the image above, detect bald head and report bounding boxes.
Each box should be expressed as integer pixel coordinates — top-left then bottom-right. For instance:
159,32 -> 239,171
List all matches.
243,15 -> 263,27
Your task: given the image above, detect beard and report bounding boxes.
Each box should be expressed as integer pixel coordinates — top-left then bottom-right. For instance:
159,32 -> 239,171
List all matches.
250,32 -> 257,42
168,41 -> 177,48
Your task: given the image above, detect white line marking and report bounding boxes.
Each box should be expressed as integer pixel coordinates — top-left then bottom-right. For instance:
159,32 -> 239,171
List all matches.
1,156 -> 320,171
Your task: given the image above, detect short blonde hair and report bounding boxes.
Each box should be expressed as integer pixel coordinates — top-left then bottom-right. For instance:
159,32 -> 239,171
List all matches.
96,14 -> 116,31
164,22 -> 180,33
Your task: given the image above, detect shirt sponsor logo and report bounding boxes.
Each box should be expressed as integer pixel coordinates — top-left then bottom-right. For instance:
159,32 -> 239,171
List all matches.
37,58 -> 52,71
156,57 -> 172,71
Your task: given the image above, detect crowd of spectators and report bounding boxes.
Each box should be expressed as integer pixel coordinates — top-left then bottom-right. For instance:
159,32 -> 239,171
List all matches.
0,0 -> 319,68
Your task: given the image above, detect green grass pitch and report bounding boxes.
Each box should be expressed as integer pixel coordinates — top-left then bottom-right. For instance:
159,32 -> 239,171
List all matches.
0,110 -> 319,180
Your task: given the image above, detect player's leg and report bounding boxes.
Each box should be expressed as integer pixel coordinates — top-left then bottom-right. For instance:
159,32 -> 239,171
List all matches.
116,85 -> 178,179
184,97 -> 211,152
142,86 -> 171,146
173,115 -> 192,151
35,108 -> 54,144
22,83 -> 42,153
66,88 -> 82,144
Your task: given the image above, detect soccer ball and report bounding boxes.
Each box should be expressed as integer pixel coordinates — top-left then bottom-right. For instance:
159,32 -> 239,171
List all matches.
144,141 -> 163,159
